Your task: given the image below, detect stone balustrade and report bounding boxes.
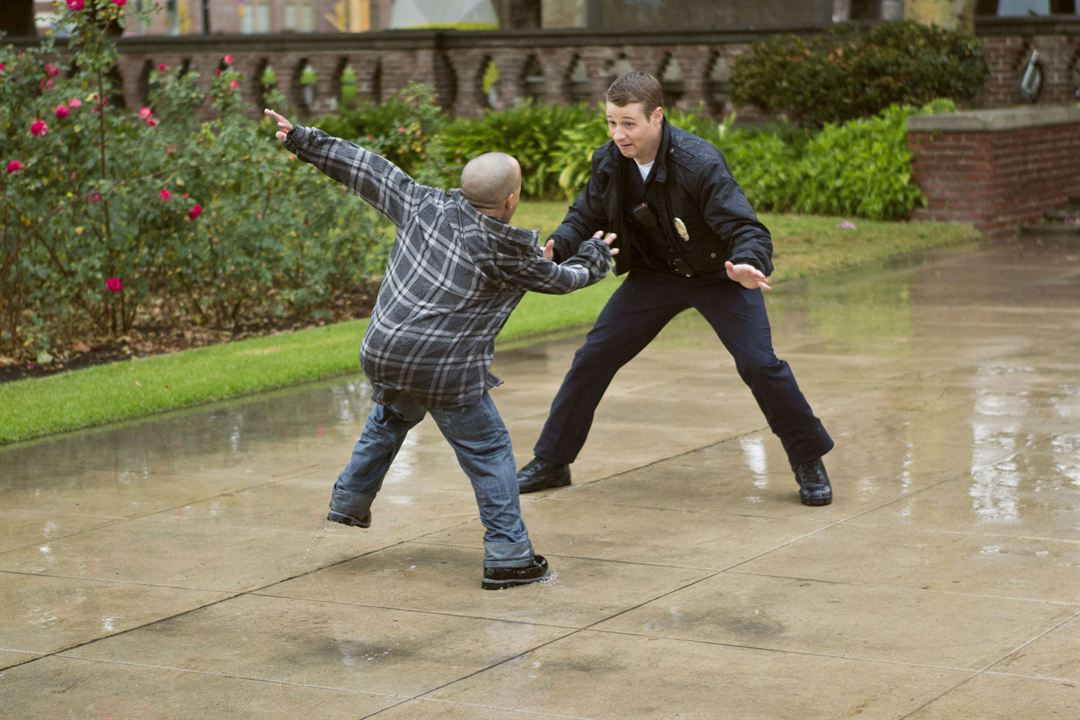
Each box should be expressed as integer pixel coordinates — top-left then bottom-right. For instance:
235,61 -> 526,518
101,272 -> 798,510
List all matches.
9,17 -> 1076,120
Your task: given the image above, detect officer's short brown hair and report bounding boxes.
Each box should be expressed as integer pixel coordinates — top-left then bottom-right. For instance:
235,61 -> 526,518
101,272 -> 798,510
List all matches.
606,71 -> 664,117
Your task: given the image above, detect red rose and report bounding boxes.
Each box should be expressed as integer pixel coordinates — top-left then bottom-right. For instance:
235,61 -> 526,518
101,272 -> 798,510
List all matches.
6,160 -> 23,174
187,204 -> 203,219
66,0 -> 85,10
44,64 -> 60,77
106,277 -> 123,293
138,107 -> 153,120
31,120 -> 48,136
112,0 -> 128,6
159,188 -> 171,202
55,104 -> 70,119
223,55 -> 234,65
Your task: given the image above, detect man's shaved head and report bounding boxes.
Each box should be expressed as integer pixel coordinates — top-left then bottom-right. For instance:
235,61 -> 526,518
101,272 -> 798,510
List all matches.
460,152 -> 521,212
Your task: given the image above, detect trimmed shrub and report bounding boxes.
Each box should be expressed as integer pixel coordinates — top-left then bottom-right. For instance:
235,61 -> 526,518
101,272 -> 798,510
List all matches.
730,20 -> 987,126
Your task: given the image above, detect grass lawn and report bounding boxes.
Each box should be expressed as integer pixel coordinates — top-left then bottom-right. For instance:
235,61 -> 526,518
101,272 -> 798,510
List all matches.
0,202 -> 981,445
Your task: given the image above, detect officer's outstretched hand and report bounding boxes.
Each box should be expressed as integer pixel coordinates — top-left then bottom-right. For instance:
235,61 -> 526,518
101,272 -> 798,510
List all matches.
264,108 -> 294,142
725,261 -> 771,291
542,239 -> 556,261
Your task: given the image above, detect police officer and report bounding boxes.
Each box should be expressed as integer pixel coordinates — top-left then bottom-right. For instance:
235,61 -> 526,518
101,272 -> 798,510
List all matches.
516,71 -> 835,506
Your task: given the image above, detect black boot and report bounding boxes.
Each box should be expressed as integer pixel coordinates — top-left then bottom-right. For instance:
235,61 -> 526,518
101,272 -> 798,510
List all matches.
793,458 -> 832,506
482,555 -> 550,590
517,457 -> 571,494
326,508 -> 372,527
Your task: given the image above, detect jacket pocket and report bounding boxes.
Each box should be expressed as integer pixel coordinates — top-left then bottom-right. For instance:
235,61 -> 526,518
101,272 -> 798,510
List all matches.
680,221 -> 728,275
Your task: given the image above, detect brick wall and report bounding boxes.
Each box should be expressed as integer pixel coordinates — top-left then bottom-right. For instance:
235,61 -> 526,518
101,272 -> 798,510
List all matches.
977,18 -> 1080,107
908,107 -> 1080,237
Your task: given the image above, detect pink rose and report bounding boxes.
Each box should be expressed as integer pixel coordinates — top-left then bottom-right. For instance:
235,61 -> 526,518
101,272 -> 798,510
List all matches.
55,104 -> 70,119
6,160 -> 23,174
223,55 -> 234,65
44,64 -> 60,77
159,188 -> 171,202
106,277 -> 123,293
65,0 -> 85,10
165,145 -> 177,155
138,107 -> 153,120
397,127 -> 406,134
187,204 -> 203,219
31,120 -> 48,136
69,97 -> 82,109
229,80 -> 239,89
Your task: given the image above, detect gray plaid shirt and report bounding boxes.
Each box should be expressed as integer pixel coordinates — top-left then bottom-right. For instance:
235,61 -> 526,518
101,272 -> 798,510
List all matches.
285,126 -> 612,408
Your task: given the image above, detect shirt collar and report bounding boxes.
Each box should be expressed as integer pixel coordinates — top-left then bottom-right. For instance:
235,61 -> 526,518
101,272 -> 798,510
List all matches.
450,189 -> 538,246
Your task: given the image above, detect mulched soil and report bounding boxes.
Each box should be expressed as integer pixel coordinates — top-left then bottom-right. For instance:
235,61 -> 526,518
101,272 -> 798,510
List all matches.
1,288 -> 377,384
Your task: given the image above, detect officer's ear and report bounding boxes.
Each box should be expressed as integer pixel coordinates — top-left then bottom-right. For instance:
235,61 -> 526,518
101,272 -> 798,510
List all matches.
650,106 -> 664,125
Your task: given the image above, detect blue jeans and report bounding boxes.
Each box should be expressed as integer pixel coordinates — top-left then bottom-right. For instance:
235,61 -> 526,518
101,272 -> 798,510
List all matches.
331,391 -> 534,568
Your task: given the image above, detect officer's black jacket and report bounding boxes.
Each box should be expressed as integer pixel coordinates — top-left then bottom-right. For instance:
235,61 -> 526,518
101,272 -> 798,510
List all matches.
549,119 -> 774,279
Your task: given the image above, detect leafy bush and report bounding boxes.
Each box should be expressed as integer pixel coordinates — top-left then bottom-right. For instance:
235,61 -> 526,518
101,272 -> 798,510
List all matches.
310,83 -> 447,178
553,107 -> 609,201
436,100 -> 593,198
788,99 -> 954,220
1,0 -> 383,368
730,20 -> 987,126
717,127 -> 802,212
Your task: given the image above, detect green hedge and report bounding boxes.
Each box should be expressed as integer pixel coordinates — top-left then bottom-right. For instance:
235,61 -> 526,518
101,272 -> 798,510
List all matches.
730,21 -> 987,126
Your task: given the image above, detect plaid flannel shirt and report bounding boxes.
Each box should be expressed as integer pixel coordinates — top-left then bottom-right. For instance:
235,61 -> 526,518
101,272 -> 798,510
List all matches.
285,125 -> 613,409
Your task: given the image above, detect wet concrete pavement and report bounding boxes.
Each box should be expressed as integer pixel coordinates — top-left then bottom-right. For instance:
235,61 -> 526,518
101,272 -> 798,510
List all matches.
1,240 -> 1078,719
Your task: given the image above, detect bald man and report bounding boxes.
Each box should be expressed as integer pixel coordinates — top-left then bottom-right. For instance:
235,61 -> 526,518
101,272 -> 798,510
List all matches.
267,109 -> 616,589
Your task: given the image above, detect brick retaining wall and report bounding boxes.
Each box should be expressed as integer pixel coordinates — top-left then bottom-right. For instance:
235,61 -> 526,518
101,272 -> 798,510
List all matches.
908,106 -> 1080,237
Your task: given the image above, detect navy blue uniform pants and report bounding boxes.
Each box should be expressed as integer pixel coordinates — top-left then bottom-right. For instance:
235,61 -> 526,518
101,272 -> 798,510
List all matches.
534,269 -> 834,468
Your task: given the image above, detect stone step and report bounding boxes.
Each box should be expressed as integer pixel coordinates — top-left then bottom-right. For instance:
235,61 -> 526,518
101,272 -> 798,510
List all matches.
1044,206 -> 1080,223
1020,220 -> 1080,248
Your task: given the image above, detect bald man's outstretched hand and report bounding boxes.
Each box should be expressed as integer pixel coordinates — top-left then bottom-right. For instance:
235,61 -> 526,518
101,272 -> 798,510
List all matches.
543,232 -> 618,262
264,108 -> 293,142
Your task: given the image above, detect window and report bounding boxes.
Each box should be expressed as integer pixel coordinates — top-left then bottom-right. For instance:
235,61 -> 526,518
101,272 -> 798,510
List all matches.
285,0 -> 316,32
241,0 -> 272,34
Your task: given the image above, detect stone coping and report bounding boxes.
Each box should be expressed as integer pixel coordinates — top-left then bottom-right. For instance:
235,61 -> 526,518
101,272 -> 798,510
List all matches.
908,105 -> 1080,132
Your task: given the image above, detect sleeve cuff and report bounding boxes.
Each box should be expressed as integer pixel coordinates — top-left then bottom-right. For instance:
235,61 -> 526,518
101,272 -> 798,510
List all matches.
283,125 -> 311,154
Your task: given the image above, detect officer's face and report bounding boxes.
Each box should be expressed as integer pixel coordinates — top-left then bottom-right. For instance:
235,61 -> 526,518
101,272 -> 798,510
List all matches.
606,101 -> 664,164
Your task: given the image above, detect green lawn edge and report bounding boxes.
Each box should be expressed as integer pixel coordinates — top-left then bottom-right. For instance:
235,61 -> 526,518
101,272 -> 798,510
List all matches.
0,207 -> 982,445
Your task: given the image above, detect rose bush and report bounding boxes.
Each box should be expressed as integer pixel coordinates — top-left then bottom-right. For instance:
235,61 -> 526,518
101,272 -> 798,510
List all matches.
1,0 -> 383,369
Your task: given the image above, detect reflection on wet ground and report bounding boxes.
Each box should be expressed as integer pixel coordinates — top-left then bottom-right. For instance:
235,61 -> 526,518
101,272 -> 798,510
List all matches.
1,241 -> 1078,719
